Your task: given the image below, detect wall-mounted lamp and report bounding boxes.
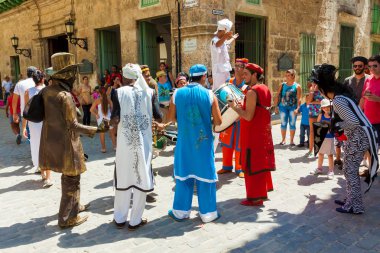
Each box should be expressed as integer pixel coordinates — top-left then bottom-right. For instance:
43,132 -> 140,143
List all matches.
11,34 -> 32,59
65,18 -> 88,50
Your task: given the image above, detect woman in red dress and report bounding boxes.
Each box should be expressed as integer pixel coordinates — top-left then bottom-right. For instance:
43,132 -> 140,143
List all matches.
228,63 -> 276,206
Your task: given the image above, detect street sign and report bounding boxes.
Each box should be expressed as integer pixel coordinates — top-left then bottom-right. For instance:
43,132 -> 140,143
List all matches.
212,9 -> 224,15
183,38 -> 197,53
184,0 -> 199,8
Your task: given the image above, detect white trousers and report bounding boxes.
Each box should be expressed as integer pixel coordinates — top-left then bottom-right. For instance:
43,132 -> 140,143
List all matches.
212,72 -> 229,153
29,122 -> 42,168
212,72 -> 230,91
114,189 -> 147,226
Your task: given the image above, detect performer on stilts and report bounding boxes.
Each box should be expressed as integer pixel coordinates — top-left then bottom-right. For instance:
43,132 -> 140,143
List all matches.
210,18 -> 236,150
218,58 -> 249,178
167,64 -> 222,223
210,18 -> 234,91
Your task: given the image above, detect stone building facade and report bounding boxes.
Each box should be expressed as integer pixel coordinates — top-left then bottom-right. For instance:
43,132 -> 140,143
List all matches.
0,0 -> 379,95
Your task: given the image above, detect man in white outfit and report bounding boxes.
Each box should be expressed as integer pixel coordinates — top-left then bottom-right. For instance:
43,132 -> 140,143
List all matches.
210,18 -> 234,91
12,66 -> 37,171
110,63 -> 161,231
12,66 -> 37,123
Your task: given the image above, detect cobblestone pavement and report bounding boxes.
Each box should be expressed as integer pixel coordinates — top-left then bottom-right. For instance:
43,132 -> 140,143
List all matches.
1,116 -> 380,253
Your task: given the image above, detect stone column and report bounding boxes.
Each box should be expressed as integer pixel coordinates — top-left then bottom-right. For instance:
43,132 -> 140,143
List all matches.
172,0 -> 232,73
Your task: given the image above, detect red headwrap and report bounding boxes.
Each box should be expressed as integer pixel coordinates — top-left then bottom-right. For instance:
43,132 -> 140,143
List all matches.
246,63 -> 264,75
235,58 -> 249,65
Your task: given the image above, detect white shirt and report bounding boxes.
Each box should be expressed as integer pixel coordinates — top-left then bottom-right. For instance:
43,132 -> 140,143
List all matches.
14,78 -> 34,113
210,36 -> 232,74
2,80 -> 12,93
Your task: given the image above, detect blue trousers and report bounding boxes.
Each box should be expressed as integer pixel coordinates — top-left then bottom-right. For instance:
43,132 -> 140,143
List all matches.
279,107 -> 297,130
172,178 -> 218,222
299,124 -> 310,144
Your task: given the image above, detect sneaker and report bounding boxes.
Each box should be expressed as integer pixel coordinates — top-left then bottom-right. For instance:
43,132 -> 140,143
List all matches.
296,143 -> 305,147
16,134 -> 21,145
43,179 -> 53,188
327,171 -> 334,179
305,151 -> 313,157
311,168 -> 323,175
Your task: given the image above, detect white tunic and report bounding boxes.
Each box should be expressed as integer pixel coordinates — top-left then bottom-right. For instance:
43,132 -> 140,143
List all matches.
114,85 -> 154,192
210,36 -> 232,91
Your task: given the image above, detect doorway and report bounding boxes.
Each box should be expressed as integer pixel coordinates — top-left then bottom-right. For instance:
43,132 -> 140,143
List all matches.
47,35 -> 69,67
10,56 -> 20,83
235,14 -> 266,71
97,26 -> 121,76
138,15 -> 171,76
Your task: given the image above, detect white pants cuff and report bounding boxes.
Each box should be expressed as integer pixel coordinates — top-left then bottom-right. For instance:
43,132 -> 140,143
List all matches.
200,211 -> 218,223
172,209 -> 190,219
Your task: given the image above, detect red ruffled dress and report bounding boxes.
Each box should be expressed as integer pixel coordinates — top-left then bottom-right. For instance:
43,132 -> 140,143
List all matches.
240,84 -> 276,201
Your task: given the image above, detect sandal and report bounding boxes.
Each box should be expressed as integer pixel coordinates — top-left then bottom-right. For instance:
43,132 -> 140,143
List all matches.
101,149 -> 106,153
279,141 -> 286,145
128,218 -> 148,231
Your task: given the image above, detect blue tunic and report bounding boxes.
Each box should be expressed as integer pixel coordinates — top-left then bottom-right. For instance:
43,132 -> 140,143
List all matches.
173,83 -> 217,182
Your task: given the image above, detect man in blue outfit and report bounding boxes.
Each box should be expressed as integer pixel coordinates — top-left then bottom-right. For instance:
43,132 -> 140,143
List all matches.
167,64 -> 222,223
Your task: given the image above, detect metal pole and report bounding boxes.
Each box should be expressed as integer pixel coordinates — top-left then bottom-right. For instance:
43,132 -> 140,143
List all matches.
177,0 -> 182,73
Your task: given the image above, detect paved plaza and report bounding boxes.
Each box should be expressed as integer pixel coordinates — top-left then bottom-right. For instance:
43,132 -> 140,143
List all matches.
1,116 -> 380,253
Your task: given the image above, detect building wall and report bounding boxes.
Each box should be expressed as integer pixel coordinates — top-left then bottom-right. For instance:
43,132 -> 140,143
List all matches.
0,0 -> 376,94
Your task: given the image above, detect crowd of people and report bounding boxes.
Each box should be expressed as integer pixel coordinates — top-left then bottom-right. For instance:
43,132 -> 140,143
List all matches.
1,17 -> 379,230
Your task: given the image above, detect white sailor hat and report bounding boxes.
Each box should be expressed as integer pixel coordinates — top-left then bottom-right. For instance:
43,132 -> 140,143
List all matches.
214,18 -> 233,34
189,64 -> 207,77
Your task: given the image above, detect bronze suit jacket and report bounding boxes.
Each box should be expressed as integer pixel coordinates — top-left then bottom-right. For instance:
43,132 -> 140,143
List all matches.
39,81 -> 97,176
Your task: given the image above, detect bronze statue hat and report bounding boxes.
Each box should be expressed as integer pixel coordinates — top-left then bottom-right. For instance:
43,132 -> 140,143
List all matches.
49,52 -> 81,80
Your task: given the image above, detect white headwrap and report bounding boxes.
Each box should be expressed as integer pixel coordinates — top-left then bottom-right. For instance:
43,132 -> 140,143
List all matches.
122,63 -> 149,91
214,18 -> 233,34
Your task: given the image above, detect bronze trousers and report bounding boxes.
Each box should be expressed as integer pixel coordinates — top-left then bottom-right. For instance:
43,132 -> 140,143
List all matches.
58,174 -> 81,226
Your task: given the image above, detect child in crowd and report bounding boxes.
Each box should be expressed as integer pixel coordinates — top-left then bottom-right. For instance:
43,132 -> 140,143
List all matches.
5,86 -> 22,145
295,94 -> 310,147
92,86 -> 100,101
311,99 -> 335,179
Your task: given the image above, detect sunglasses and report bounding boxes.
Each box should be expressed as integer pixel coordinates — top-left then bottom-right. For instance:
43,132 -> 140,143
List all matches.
235,64 -> 245,68
368,64 -> 378,69
353,65 -> 364,68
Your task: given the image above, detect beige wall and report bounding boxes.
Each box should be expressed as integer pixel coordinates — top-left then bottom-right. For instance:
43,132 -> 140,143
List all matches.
0,0 -> 376,94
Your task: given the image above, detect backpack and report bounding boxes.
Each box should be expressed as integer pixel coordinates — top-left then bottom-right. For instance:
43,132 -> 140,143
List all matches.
23,88 -> 45,123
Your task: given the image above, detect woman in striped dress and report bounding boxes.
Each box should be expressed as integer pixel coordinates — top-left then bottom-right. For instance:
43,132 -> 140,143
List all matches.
311,64 -> 378,214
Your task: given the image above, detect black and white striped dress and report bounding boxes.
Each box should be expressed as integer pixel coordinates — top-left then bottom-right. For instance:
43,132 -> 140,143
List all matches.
333,95 -> 378,213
